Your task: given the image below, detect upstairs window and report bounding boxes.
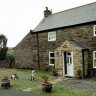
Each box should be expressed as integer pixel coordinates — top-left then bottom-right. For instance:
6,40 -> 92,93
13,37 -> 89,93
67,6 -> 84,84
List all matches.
49,52 -> 55,66
93,25 -> 96,36
48,31 -> 56,41
93,51 -> 96,68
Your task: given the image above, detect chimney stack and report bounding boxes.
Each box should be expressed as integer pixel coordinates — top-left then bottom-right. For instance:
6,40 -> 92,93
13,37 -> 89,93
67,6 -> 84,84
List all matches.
44,7 -> 52,17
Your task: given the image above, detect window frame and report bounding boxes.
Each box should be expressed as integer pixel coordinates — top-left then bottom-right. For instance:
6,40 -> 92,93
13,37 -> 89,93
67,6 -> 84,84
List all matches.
93,51 -> 96,68
93,25 -> 96,36
48,31 -> 56,41
49,52 -> 55,66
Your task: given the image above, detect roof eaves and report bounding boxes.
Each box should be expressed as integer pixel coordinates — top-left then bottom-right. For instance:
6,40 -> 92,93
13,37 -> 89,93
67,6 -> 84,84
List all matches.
32,20 -> 96,33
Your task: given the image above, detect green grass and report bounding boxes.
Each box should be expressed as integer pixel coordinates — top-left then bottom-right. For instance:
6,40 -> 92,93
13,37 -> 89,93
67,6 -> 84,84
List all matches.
0,68 -> 49,90
0,68 -> 93,96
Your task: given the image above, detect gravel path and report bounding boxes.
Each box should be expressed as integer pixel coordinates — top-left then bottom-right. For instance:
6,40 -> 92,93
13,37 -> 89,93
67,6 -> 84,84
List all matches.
0,88 -> 36,96
58,78 -> 96,96
0,78 -> 96,96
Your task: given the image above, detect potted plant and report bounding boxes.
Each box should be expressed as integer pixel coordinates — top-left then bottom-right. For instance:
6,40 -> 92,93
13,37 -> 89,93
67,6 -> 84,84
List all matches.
42,75 -> 52,92
1,75 -> 10,89
75,69 -> 82,79
52,69 -> 58,76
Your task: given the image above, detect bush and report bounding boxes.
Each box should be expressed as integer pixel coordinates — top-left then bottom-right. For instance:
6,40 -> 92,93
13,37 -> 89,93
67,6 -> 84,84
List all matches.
6,54 -> 15,62
6,54 -> 15,68
0,47 -> 8,60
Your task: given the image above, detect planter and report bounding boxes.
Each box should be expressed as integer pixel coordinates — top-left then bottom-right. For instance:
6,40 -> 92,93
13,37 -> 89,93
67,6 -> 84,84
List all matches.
75,75 -> 82,79
42,83 -> 52,92
52,70 -> 58,76
1,80 -> 10,89
75,69 -> 82,79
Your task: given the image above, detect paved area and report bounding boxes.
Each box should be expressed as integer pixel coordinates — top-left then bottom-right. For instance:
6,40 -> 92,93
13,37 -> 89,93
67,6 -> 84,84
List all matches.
50,77 -> 63,84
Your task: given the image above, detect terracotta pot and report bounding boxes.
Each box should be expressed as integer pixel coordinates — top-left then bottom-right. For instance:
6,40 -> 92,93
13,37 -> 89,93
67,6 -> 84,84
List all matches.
75,75 -> 82,79
1,80 -> 10,89
42,83 -> 52,92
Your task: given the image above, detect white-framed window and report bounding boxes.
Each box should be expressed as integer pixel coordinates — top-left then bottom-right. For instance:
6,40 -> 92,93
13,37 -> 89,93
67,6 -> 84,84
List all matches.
48,31 -> 56,41
93,51 -> 96,68
49,52 -> 55,66
93,25 -> 96,36
67,52 -> 72,64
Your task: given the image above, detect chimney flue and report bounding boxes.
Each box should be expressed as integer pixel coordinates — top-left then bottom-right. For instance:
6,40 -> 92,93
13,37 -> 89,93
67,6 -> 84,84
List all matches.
44,7 -> 52,17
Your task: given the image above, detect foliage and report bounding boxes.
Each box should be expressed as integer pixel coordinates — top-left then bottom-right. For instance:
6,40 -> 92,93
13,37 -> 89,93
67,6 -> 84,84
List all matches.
7,48 -> 15,57
6,54 -> 15,62
0,34 -> 7,48
2,75 -> 9,81
52,69 -> 58,76
0,47 -> 8,60
6,48 -> 15,67
76,69 -> 82,76
42,75 -> 49,84
0,34 -> 8,60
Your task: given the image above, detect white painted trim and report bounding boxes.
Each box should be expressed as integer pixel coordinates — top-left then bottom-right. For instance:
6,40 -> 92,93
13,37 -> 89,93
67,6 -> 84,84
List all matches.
49,52 -> 55,66
93,51 -> 96,68
62,52 -> 65,76
62,51 -> 74,77
93,25 -> 96,36
48,31 -> 56,41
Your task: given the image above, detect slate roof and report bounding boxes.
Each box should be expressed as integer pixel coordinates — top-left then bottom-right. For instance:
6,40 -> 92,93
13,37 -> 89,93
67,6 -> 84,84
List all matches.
69,40 -> 89,49
33,2 -> 96,32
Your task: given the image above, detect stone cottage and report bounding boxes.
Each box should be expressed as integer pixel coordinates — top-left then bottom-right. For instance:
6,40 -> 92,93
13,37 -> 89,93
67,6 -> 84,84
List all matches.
14,2 -> 96,78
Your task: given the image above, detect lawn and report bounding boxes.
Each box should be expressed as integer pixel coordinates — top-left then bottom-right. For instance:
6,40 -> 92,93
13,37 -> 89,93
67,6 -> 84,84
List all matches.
0,68 -> 95,96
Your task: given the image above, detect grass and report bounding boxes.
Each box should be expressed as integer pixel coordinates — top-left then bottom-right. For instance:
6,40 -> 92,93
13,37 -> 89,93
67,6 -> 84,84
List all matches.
0,68 -> 49,90
0,68 -> 95,96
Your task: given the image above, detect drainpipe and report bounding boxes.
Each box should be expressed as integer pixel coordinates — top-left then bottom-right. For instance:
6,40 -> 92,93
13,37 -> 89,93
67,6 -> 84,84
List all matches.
82,49 -> 85,78
36,33 -> 40,69
30,30 -> 40,69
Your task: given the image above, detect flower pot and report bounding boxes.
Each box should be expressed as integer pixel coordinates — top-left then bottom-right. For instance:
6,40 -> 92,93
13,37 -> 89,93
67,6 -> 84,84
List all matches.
52,71 -> 58,76
42,83 -> 52,92
1,80 -> 10,89
76,75 -> 82,79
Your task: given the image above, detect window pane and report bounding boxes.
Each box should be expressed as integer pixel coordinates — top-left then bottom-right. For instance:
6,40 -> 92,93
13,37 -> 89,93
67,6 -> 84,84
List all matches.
95,52 -> 96,58
50,59 -> 54,64
94,30 -> 96,34
48,32 -> 56,41
50,53 -> 54,57
50,32 -> 55,35
94,25 -> 96,30
70,57 -> 72,64
94,59 -> 96,67
67,57 -> 69,64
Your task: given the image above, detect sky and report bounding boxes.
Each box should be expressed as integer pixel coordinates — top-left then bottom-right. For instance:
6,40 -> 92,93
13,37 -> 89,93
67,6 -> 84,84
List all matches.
0,0 -> 96,47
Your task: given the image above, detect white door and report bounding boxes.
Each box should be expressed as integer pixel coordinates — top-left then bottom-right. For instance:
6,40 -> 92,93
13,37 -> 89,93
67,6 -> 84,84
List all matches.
63,52 -> 74,77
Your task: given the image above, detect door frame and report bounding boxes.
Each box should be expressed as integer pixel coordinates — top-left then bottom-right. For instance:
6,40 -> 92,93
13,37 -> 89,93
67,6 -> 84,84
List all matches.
62,51 -> 74,77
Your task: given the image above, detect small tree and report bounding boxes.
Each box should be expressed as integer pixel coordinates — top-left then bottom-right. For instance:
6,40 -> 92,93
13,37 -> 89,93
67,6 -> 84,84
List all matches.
0,34 -> 8,60
6,54 -> 15,68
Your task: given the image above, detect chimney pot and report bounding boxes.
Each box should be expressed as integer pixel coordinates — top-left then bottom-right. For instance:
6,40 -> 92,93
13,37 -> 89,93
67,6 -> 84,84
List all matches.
44,7 -> 52,17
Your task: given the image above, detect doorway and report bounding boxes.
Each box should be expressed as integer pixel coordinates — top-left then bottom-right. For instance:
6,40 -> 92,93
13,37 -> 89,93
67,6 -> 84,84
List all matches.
63,51 -> 74,77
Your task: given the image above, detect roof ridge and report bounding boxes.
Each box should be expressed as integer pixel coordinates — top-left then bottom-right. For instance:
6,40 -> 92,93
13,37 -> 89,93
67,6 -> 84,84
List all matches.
33,2 -> 96,32
51,2 -> 96,16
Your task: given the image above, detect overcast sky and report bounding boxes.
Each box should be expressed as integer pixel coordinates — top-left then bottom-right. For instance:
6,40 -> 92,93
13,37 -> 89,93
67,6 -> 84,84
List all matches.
0,0 -> 96,47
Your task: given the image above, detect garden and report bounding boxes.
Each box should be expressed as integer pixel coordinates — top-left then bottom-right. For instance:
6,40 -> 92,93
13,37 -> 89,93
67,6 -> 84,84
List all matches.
0,68 -> 96,96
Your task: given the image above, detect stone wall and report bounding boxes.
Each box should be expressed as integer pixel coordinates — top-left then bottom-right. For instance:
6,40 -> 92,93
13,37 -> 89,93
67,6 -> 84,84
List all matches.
14,32 -> 34,68
0,60 -> 9,68
36,23 -> 96,70
14,22 -> 96,73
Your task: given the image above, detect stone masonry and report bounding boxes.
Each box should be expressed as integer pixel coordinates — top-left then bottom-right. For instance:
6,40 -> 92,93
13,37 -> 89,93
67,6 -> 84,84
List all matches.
14,22 -> 96,76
